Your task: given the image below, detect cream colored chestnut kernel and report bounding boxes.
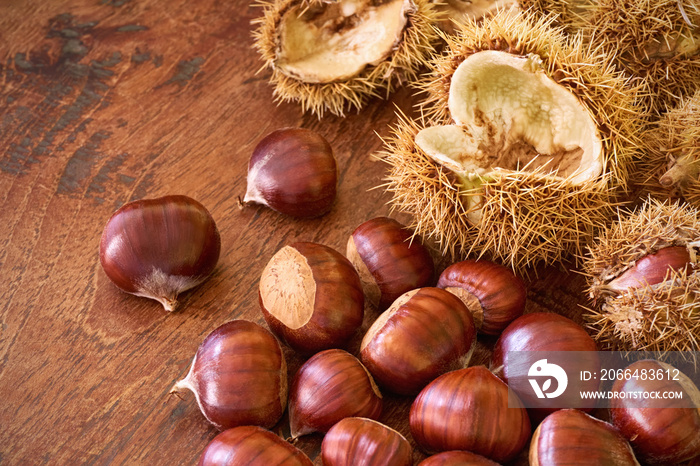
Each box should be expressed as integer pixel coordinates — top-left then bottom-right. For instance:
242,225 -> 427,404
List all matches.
360,288 -> 419,351
346,236 -> 382,307
415,50 -> 603,222
275,0 -> 414,83
260,246 -> 316,329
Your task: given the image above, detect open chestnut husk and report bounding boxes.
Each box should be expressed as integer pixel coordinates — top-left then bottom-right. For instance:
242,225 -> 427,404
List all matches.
321,417 -> 412,466
288,349 -> 382,438
530,409 -> 639,465
259,242 -> 364,354
170,320 -> 287,430
99,195 -> 221,312
491,312 -> 600,418
241,128 -> 337,218
610,360 -> 700,464
346,216 -> 435,309
437,259 -> 526,335
417,450 -> 500,466
410,366 -> 531,463
198,426 -> 313,466
359,287 -> 476,395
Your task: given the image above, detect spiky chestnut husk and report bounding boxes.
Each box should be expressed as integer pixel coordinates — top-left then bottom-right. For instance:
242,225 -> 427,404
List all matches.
547,0 -> 700,117
432,0 -> 519,35
380,10 -> 643,271
252,0 -> 441,117
638,90 -> 700,207
582,198 -> 700,355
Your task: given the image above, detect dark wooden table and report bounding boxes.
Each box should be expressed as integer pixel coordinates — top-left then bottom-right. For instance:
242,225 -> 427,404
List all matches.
0,1 -> 649,464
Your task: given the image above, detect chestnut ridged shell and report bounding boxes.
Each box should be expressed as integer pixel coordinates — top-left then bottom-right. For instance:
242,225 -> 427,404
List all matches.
99,195 -> 221,312
170,320 -> 287,431
321,417 -> 412,466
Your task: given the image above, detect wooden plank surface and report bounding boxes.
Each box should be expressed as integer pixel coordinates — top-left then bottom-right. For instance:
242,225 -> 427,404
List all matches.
0,0 -> 635,464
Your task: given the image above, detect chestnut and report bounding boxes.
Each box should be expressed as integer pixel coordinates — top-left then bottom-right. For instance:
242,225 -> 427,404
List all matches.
437,259 -> 526,335
198,425 -> 313,466
417,451 -> 500,466
170,320 -> 287,430
409,366 -> 531,463
99,195 -> 221,312
491,312 -> 600,418
346,217 -> 435,309
259,242 -> 364,354
530,409 -> 639,465
241,127 -> 337,218
359,287 -> 476,395
321,417 -> 412,466
288,349 -> 382,438
604,246 -> 693,296
610,360 -> 700,464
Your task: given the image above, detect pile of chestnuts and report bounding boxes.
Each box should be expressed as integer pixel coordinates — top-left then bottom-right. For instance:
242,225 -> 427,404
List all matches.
98,127 -> 700,465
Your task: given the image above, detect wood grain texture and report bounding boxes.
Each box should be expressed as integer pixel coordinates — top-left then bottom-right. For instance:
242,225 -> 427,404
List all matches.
0,1 -> 683,465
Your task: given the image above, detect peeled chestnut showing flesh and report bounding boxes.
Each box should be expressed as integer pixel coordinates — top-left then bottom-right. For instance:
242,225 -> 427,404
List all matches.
530,409 -> 639,465
259,242 -> 364,354
241,128 -> 337,218
170,320 -> 287,430
359,287 -> 476,395
347,216 -> 435,309
610,360 -> 700,464
410,366 -> 531,463
492,312 -> 600,417
288,348 -> 382,438
417,451 -> 500,466
437,259 -> 526,335
99,195 -> 220,312
321,417 -> 412,466
198,426 -> 313,466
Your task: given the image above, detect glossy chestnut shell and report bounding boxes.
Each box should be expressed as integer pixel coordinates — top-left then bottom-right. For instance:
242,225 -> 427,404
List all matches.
242,128 -> 337,218
417,450 -> 500,466
437,259 -> 526,335
99,195 -> 221,311
359,287 -> 476,395
259,242 -> 364,354
347,216 -> 435,309
288,349 -> 382,438
321,417 -> 412,466
170,320 -> 287,430
198,426 -> 313,466
410,366 -> 531,463
530,409 -> 639,465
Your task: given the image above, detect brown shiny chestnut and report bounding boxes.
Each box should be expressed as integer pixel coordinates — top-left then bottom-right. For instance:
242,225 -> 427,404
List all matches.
530,409 -> 640,465
259,242 -> 364,354
288,348 -> 382,438
170,320 -> 287,430
241,128 -> 337,218
359,287 -> 476,395
99,195 -> 220,311
417,451 -> 500,466
198,426 -> 313,466
346,217 -> 435,309
321,417 -> 412,466
610,360 -> 700,465
437,259 -> 526,335
409,366 -> 531,463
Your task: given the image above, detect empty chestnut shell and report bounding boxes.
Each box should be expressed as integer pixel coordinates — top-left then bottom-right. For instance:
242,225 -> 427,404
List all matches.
321,417 -> 412,466
241,128 -> 337,218
259,242 -> 364,354
170,320 -> 287,431
410,366 -> 531,463
437,259 -> 526,335
198,426 -> 313,466
99,195 -> 221,312
347,216 -> 435,309
359,287 -> 476,395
